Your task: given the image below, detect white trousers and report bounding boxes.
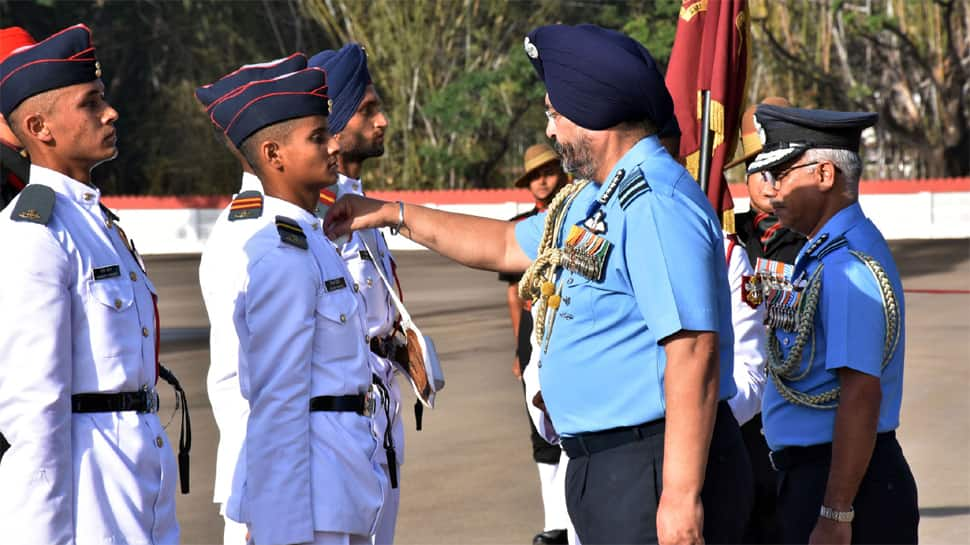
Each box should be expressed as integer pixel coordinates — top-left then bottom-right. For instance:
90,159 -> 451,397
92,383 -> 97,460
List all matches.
537,450 -> 580,544
372,469 -> 400,545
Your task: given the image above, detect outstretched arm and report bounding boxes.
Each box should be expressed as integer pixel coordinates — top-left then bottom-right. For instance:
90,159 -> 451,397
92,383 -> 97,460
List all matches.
324,195 -> 532,273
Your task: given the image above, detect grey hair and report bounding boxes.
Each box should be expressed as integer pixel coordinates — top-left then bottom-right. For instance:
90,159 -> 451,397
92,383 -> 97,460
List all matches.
804,147 -> 862,199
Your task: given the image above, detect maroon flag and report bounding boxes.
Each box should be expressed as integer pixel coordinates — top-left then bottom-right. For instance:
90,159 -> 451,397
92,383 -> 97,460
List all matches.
665,0 -> 749,231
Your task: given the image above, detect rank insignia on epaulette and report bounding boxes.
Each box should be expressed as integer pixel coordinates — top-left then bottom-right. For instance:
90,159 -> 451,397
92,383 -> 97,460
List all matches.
11,184 -> 55,225
560,225 -> 612,281
228,191 -> 263,221
275,216 -> 307,249
617,175 -> 649,210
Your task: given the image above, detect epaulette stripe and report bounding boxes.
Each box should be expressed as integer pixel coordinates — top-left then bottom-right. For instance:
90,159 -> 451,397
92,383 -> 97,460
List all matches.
619,187 -> 648,209
276,222 -> 304,235
618,177 -> 649,209
617,174 -> 645,195
229,191 -> 263,221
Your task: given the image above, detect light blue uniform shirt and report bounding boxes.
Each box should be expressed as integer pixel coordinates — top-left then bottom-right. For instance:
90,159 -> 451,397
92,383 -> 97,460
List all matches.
515,136 -> 736,436
763,203 -> 906,450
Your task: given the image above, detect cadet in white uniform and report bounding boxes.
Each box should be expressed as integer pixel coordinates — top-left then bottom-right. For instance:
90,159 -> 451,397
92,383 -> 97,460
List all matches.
0,24 -> 179,544
207,67 -> 387,545
195,52 -> 309,545
309,44 -> 403,545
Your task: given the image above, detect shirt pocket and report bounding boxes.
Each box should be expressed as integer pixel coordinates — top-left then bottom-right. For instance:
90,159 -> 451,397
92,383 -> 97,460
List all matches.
85,276 -> 137,359
314,285 -> 361,361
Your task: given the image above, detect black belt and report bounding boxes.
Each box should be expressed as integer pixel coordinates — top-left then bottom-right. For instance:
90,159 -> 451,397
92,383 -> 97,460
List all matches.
72,389 -> 157,413
561,400 -> 732,459
309,394 -> 371,416
769,431 -> 897,471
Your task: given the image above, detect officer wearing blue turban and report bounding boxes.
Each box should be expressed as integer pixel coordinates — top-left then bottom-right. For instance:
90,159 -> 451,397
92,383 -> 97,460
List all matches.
310,43 -> 404,545
323,24 -> 753,544
747,105 -> 919,543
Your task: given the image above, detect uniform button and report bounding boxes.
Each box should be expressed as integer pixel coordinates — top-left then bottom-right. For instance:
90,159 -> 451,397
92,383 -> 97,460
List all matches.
567,277 -> 573,285
366,278 -> 373,287
83,193 -> 94,201
113,299 -> 122,309
129,271 -> 137,281
105,219 -> 113,229
783,337 -> 790,346
365,335 -> 371,343
353,283 -> 360,292
339,314 -> 347,323
311,223 -> 319,230
142,327 -> 150,337
155,436 -> 164,448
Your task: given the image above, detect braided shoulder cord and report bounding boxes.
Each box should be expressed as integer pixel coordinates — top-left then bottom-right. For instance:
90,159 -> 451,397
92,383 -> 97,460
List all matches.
766,250 -> 902,409
517,180 -> 590,346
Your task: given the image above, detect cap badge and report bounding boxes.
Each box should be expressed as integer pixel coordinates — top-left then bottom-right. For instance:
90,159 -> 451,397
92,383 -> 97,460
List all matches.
94,61 -> 102,78
524,37 -> 539,60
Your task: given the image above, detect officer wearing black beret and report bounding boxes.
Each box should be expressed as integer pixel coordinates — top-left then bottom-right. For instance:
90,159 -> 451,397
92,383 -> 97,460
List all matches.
748,105 -> 919,544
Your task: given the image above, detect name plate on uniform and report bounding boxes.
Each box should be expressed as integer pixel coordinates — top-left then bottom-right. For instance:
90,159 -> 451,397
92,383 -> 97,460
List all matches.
358,250 -> 373,262
560,225 -> 612,282
325,277 -> 348,292
93,265 -> 121,280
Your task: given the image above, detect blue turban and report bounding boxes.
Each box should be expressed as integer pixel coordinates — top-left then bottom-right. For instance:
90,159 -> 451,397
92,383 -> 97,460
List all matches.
308,43 -> 371,133
524,24 -> 674,132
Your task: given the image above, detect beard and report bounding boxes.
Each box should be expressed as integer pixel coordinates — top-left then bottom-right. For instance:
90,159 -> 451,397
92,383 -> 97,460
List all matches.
342,129 -> 384,163
554,134 -> 596,180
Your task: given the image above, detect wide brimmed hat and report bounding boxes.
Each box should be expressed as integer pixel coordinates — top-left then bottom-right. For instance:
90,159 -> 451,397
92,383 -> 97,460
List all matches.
513,143 -> 559,187
724,96 -> 791,170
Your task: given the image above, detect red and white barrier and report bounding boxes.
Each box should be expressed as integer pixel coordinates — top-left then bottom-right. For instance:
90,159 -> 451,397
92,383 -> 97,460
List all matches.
102,178 -> 970,255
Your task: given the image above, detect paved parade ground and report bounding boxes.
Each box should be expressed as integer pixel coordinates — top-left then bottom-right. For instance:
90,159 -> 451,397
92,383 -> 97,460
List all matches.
150,239 -> 970,545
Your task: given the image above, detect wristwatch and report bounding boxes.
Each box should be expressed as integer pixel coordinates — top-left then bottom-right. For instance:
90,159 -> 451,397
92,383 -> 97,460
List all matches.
819,505 -> 854,523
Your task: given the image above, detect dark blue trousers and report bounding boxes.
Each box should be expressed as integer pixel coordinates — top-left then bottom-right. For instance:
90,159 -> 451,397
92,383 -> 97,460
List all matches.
564,402 -> 753,544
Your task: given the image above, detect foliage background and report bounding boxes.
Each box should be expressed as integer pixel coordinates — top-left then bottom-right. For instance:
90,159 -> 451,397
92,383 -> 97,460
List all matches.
1,0 -> 967,195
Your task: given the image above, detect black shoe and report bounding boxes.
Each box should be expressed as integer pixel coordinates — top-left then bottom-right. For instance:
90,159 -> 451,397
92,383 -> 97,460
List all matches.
533,529 -> 568,545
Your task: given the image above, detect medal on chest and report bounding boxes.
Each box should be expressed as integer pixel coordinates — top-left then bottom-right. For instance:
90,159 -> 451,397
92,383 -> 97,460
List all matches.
746,257 -> 805,331
561,225 -> 612,282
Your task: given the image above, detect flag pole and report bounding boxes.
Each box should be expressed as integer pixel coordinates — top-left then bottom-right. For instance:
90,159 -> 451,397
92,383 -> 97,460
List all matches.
697,89 -> 714,192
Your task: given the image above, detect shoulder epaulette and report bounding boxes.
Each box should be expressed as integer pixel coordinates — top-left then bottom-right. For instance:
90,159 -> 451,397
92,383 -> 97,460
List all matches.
11,184 -> 55,224
275,215 -> 307,249
228,190 -> 263,221
616,172 -> 649,210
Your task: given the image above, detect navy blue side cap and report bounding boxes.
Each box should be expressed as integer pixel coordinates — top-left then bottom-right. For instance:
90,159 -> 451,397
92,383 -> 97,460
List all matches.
308,43 -> 371,133
209,67 -> 330,148
0,24 -> 100,117
195,53 -> 308,111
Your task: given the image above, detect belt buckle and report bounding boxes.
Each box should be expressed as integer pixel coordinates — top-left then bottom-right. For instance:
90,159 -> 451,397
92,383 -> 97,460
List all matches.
140,385 -> 157,414
362,390 -> 376,417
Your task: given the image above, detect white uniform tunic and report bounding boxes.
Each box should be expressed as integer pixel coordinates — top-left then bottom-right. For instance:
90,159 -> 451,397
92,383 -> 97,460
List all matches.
200,172 -> 263,509
219,195 -> 386,545
334,174 -> 404,469
0,165 -> 179,545
723,232 -> 768,426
